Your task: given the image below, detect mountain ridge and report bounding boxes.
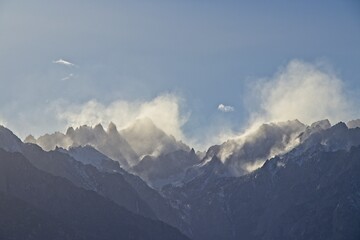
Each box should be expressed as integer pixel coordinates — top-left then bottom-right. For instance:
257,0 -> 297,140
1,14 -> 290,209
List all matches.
1,118 -> 360,240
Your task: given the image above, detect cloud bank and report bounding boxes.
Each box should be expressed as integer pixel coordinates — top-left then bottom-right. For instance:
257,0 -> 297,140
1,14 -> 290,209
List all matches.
53,94 -> 187,141
218,104 -> 235,112
50,59 -> 358,152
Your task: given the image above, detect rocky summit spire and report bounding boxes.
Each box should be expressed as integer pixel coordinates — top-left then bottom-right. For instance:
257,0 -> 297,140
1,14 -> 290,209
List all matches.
66,126 -> 75,137
310,119 -> 331,130
24,134 -> 36,144
94,123 -> 105,135
107,122 -> 118,134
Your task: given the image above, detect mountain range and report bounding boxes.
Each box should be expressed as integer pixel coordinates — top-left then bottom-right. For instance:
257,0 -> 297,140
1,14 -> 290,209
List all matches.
1,118 -> 359,239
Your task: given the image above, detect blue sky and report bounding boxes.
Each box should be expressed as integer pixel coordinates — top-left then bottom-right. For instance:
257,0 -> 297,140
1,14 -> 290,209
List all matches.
0,0 -> 359,147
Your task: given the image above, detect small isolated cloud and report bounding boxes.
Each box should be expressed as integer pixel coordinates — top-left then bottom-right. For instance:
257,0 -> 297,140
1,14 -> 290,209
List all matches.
53,58 -> 76,67
218,104 -> 235,112
61,73 -> 74,81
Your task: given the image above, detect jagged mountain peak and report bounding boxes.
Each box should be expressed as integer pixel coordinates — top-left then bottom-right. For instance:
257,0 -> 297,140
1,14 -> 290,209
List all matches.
107,122 -> 118,133
76,124 -> 92,131
330,121 -> 348,131
94,123 -> 106,133
65,126 -> 75,136
310,119 -> 331,130
298,119 -> 331,143
299,120 -> 347,142
347,119 -> 360,129
24,123 -> 137,168
24,134 -> 36,144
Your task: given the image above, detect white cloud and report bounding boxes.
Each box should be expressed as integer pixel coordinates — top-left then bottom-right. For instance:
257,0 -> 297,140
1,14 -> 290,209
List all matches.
218,104 -> 235,112
61,73 -> 74,81
53,58 -> 76,67
248,59 -> 357,126
53,93 -> 188,141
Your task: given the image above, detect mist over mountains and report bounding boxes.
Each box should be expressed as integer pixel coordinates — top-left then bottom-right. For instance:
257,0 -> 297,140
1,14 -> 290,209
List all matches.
0,116 -> 360,239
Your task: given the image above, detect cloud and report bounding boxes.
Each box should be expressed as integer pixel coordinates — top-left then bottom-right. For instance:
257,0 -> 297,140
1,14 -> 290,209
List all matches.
53,59 -> 78,81
61,73 -> 74,81
53,59 -> 76,67
218,104 -> 235,112
52,93 -> 188,141
0,116 -> 6,126
248,59 -> 358,126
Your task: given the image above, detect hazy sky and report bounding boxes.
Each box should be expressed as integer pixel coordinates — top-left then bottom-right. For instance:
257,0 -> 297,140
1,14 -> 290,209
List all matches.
0,0 -> 359,147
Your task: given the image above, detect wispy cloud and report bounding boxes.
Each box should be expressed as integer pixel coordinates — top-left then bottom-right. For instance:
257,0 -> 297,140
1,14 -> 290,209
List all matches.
248,59 -> 357,125
53,59 -> 76,67
218,104 -> 234,112
61,73 -> 74,81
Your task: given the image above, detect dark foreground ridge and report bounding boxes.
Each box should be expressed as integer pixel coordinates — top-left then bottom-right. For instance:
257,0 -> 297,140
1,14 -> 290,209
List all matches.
0,149 -> 189,240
